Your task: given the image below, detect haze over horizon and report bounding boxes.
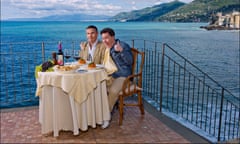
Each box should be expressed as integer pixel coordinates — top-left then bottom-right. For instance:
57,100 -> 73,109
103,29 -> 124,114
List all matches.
1,0 -> 193,20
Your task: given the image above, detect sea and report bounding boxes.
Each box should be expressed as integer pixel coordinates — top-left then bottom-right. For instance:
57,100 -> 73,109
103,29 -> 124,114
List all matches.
1,21 -> 239,96
1,21 -> 239,142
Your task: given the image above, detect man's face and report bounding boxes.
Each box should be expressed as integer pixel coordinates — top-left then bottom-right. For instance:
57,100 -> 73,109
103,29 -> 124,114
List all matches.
101,32 -> 115,49
86,28 -> 98,43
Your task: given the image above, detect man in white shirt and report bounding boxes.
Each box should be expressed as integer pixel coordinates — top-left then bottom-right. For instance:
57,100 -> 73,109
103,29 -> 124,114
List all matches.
79,25 -> 109,129
80,25 -> 106,64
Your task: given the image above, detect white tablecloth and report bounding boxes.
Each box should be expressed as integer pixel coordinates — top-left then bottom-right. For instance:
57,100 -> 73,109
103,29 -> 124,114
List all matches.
37,69 -> 110,137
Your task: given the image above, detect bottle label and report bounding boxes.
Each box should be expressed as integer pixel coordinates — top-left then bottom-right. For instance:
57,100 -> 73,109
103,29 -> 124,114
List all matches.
58,55 -> 64,65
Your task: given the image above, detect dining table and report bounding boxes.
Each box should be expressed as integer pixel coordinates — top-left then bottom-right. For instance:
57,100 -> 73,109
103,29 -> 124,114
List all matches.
35,63 -> 111,137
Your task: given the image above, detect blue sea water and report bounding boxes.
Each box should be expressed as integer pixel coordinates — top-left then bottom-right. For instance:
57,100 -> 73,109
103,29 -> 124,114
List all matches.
1,21 -> 239,142
1,21 -> 239,97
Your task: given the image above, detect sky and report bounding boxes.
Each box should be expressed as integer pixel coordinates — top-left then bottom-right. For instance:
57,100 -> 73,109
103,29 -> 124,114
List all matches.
1,0 -> 193,20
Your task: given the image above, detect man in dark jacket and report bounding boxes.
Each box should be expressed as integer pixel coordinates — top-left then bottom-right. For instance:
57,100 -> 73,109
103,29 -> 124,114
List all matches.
100,27 -> 133,114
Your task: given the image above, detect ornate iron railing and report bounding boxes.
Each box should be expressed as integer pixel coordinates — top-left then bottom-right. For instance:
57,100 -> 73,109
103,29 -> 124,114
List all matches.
131,39 -> 239,142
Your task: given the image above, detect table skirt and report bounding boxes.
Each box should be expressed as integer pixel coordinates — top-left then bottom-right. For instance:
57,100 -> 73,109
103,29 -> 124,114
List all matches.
39,81 -> 110,137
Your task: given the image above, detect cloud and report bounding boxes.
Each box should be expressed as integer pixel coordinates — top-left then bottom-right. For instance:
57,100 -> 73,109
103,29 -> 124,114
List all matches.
1,0 -> 193,19
3,0 -> 123,19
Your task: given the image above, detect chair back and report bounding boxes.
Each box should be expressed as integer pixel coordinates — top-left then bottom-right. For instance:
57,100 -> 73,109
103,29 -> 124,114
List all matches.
131,48 -> 145,86
118,48 -> 145,125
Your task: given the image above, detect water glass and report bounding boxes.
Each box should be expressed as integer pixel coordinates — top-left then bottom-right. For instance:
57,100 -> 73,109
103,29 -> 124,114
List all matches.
73,50 -> 80,61
64,49 -> 72,62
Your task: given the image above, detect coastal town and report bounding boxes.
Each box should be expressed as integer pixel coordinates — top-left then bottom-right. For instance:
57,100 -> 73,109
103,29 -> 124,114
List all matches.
201,11 -> 240,30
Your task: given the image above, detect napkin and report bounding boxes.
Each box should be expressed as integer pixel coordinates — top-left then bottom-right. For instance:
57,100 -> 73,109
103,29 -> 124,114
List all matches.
103,48 -> 118,75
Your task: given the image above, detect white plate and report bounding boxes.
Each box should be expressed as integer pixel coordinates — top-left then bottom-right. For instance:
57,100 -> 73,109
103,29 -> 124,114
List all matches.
76,69 -> 88,73
54,69 -> 76,74
66,62 -> 85,66
96,64 -> 105,68
79,64 -> 105,70
53,65 -> 78,74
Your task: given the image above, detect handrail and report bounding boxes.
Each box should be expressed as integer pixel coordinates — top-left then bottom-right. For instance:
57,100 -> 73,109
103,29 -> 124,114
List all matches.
163,43 -> 238,99
159,42 -> 239,142
131,39 -> 239,142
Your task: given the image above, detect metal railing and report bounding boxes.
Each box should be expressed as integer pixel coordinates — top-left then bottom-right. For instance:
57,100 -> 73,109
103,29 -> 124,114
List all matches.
0,42 -> 42,108
0,41 -> 81,108
0,40 -> 239,142
159,43 -> 239,142
131,39 -> 239,142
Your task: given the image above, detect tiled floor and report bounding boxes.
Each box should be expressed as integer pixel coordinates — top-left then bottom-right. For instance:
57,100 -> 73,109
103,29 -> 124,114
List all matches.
0,105 -> 192,143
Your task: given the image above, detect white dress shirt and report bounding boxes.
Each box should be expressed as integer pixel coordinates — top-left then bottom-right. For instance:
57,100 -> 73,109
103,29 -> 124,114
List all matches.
87,40 -> 98,61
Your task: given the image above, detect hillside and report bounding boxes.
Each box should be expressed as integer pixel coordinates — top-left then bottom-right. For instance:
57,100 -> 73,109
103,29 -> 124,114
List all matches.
110,0 -> 185,22
110,0 -> 240,22
157,0 -> 240,22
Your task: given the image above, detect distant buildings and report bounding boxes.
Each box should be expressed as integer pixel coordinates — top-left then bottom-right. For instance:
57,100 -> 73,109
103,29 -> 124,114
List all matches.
201,11 -> 240,30
216,11 -> 240,28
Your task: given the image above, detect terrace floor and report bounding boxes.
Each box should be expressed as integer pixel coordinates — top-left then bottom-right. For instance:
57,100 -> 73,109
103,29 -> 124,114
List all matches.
1,101 -> 210,143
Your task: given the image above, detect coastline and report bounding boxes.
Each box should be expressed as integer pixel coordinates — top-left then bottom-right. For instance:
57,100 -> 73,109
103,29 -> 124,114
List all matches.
200,25 -> 240,31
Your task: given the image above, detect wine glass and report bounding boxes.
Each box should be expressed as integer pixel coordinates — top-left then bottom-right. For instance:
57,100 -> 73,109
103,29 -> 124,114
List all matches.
73,50 -> 80,61
64,49 -> 72,63
87,54 -> 92,62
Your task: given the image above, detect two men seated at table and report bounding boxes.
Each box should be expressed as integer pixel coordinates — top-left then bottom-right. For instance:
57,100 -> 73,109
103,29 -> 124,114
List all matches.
79,25 -> 133,129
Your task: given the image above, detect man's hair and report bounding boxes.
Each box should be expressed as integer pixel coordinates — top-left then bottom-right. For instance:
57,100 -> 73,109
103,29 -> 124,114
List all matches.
100,28 -> 115,36
86,25 -> 98,32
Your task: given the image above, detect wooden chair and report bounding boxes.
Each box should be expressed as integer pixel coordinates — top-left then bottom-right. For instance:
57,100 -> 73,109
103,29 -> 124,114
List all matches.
118,48 -> 145,125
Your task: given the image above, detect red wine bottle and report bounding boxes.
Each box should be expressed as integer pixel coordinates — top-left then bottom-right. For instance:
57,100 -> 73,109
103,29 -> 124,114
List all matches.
57,41 -> 64,66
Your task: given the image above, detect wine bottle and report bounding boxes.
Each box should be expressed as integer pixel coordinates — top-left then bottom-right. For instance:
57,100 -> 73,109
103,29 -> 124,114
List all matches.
57,41 -> 64,66
52,52 -> 57,65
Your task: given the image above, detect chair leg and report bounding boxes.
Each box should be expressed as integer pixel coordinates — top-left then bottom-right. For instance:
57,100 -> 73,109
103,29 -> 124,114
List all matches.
138,92 -> 144,115
118,95 -> 124,125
